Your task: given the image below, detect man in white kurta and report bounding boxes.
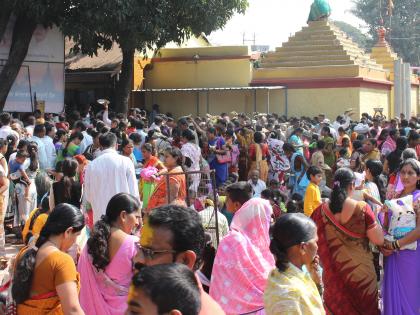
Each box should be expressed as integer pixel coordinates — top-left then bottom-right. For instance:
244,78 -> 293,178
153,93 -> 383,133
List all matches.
84,132 -> 140,223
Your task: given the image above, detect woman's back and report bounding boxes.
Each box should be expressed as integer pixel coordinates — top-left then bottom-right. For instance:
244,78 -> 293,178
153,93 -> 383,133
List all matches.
17,249 -> 78,314
53,180 -> 82,207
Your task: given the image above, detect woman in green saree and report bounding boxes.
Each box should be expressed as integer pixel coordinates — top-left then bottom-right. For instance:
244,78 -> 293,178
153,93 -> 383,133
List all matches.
57,132 -> 84,163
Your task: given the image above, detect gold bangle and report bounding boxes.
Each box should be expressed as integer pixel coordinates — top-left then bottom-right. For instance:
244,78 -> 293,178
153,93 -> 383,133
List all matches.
395,240 -> 401,250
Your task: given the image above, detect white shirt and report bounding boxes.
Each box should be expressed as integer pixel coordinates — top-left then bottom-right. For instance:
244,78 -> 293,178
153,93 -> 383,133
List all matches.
84,148 -> 140,223
29,136 -> 48,170
332,115 -> 351,131
248,179 -> 267,198
41,136 -> 57,169
0,125 -> 19,141
79,131 -> 93,153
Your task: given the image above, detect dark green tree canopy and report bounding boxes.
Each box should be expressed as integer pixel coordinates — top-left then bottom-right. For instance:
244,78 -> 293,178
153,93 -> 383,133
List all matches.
351,0 -> 420,65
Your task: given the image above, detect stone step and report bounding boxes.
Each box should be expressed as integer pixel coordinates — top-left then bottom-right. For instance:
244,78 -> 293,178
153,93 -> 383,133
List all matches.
275,44 -> 346,52
263,53 -> 350,62
273,48 -> 348,57
260,59 -> 354,68
282,39 -> 343,47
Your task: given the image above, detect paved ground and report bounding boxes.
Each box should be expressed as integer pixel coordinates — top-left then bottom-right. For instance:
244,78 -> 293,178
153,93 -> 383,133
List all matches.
0,236 -> 22,285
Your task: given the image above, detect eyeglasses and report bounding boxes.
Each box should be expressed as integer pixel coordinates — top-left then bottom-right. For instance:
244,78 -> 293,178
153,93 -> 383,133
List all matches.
136,243 -> 177,260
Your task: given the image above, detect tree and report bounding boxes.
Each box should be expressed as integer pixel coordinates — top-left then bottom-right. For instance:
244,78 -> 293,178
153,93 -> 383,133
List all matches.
351,0 -> 420,65
64,0 -> 248,113
0,1 -> 71,110
333,20 -> 369,50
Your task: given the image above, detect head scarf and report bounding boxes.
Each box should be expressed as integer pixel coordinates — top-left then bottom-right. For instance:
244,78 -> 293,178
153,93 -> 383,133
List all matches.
210,198 -> 275,314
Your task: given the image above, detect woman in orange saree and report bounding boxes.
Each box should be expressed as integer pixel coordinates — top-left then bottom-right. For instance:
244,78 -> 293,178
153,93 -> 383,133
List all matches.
311,168 -> 384,315
139,143 -> 165,209
146,147 -> 186,213
12,204 -> 85,315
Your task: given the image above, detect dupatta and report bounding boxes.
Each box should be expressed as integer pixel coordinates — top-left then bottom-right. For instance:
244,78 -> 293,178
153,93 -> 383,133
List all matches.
210,198 -> 275,315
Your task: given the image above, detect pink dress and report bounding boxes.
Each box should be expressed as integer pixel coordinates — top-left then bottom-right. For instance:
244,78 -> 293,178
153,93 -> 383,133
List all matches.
78,234 -> 138,315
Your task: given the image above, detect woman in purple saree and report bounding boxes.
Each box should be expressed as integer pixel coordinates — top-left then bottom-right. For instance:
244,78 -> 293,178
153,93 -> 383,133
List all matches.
78,193 -> 141,315
381,159 -> 420,315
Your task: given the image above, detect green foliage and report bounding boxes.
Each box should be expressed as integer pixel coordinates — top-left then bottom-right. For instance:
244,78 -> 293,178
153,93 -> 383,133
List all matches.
351,0 -> 420,64
333,20 -> 369,50
63,0 -> 248,56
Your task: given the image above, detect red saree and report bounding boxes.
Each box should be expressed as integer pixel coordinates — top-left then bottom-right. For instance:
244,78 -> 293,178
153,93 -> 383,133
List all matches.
311,202 -> 379,315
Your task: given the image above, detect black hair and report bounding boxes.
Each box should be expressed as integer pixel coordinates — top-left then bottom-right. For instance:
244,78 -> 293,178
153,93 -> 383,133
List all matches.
226,181 -> 252,205
44,122 -> 55,135
95,121 -> 105,132
27,143 -> 39,172
365,160 -> 386,201
133,118 -> 144,130
99,132 -> 117,149
12,204 -> 85,304
54,129 -> 67,144
63,132 -> 84,157
120,136 -> 134,151
33,124 -> 46,136
408,131 -> 419,143
182,129 -> 196,142
395,136 -> 408,151
24,196 -> 50,245
15,151 -> 28,159
322,126 -> 332,137
269,213 -> 316,271
131,263 -> 201,315
261,189 -> 274,200
353,140 -> 363,151
88,193 -> 140,271
306,165 -> 322,178
141,143 -> 155,154
164,147 -> 183,166
254,131 -> 264,144
129,132 -> 142,144
388,128 -> 398,137
60,158 -> 78,200
74,120 -> 87,131
282,143 -> 296,154
316,140 -> 325,150
330,168 -> 355,214
339,148 -> 348,157
0,112 -> 11,125
148,205 -> 205,271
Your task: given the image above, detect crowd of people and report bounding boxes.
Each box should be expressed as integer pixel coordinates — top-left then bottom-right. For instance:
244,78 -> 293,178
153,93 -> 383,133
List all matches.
0,103 -> 418,315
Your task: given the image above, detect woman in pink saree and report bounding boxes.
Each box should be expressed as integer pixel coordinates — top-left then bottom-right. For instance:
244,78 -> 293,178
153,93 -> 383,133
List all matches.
210,198 -> 275,315
78,193 -> 141,315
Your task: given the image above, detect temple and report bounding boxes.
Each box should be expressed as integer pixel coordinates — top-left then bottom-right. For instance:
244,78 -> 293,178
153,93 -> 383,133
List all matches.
252,20 -> 394,118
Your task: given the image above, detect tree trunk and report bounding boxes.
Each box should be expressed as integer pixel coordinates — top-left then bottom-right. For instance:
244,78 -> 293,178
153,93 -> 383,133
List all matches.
0,14 -> 37,111
0,7 -> 12,42
115,46 -> 135,114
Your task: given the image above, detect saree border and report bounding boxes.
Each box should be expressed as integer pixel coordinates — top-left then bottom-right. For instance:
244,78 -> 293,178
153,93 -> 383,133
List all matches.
321,204 -> 365,239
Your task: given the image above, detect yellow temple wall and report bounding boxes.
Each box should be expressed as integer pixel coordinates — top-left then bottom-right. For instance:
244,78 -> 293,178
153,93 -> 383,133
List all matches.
286,88 -> 360,118
145,58 -> 252,89
144,89 -> 286,117
359,87 -> 390,118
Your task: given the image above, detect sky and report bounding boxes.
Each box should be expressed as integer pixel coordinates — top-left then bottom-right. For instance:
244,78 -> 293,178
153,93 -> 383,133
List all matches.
208,0 -> 368,49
